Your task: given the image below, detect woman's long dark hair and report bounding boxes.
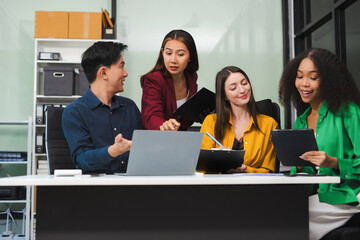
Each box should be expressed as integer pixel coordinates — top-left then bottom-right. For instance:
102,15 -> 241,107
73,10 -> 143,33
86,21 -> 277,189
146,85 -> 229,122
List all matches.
215,66 -> 260,142
140,29 -> 199,87
279,48 -> 360,114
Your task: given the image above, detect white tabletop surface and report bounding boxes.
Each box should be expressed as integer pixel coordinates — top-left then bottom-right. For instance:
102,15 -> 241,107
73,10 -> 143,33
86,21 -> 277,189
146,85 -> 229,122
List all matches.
0,173 -> 340,186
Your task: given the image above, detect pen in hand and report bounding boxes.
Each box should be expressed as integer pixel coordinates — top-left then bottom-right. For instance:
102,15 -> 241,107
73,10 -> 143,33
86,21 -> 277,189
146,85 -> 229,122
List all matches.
205,132 -> 224,147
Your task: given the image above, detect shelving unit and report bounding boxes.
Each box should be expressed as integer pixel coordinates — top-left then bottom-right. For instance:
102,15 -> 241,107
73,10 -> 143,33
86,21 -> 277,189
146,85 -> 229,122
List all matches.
0,118 -> 32,239
32,38 -> 117,239
33,38 -> 113,176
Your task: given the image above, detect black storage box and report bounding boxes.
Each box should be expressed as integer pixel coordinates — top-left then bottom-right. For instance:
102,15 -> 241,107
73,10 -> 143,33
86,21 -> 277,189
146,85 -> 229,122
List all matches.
44,66 -> 74,96
74,67 -> 89,96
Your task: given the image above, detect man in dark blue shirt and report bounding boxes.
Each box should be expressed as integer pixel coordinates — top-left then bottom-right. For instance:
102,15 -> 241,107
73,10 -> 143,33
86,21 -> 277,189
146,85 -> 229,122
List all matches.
62,41 -> 142,174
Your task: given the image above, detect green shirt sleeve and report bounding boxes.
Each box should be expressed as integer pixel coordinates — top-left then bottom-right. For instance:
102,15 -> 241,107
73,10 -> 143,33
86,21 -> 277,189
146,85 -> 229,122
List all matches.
337,103 -> 360,180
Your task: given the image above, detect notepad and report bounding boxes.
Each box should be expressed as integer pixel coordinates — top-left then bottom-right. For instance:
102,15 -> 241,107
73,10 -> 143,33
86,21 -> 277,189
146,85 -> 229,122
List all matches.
174,87 -> 215,123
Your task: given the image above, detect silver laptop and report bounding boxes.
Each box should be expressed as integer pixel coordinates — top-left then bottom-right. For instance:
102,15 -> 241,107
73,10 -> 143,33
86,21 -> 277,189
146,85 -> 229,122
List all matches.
120,130 -> 204,176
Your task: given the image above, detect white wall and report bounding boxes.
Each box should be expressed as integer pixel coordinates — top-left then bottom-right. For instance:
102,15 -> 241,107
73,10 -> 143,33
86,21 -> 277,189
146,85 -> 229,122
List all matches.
0,0 -> 283,154
0,0 -> 110,174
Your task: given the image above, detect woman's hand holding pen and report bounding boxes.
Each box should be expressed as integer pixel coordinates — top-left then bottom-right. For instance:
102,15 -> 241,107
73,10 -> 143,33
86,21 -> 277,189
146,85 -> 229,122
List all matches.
160,118 -> 181,131
299,151 -> 339,169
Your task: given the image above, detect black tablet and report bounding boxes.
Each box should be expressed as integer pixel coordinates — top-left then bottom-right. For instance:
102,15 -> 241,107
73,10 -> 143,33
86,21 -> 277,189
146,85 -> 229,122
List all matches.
271,129 -> 317,167
196,149 -> 245,173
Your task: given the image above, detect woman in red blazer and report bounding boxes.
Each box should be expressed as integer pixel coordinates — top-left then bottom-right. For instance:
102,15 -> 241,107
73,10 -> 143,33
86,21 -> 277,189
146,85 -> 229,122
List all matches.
140,29 -> 199,131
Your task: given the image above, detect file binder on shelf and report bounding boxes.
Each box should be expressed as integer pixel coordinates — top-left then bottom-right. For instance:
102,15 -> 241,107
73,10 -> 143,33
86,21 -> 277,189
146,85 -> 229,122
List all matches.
35,133 -> 44,153
36,104 -> 44,124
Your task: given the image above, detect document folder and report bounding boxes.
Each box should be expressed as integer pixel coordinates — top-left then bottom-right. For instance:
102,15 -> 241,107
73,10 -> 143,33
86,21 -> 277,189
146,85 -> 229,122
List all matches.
174,87 -> 215,123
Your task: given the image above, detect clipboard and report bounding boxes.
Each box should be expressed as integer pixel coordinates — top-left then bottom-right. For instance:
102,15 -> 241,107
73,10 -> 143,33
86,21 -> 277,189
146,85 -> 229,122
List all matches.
271,129 -> 317,167
174,87 -> 216,123
196,149 -> 245,173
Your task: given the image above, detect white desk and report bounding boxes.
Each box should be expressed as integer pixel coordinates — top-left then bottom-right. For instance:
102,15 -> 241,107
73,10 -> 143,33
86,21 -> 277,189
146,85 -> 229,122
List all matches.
0,173 -> 340,186
0,174 -> 340,240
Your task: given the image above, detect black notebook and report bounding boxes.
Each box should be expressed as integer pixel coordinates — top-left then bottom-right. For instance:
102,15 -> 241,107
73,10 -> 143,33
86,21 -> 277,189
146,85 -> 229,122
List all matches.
196,149 -> 245,173
271,129 -> 318,167
174,87 -> 216,123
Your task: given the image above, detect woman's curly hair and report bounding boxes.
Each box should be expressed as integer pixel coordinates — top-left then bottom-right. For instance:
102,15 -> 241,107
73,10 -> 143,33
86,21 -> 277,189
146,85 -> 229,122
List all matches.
278,48 -> 360,114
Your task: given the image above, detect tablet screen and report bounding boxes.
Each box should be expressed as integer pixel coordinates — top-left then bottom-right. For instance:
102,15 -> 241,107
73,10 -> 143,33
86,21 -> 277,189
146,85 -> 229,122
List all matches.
271,129 -> 317,167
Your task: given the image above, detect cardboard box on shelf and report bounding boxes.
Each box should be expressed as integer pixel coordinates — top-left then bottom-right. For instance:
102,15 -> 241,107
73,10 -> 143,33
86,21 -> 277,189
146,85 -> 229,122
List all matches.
35,11 -> 69,38
69,12 -> 102,39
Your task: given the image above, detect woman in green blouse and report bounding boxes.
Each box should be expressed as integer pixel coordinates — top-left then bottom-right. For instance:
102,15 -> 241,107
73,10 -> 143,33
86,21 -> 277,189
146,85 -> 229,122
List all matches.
279,48 -> 360,240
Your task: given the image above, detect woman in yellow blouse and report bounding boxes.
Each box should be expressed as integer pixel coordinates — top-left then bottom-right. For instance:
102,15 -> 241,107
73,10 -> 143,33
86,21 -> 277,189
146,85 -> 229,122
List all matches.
200,66 -> 278,173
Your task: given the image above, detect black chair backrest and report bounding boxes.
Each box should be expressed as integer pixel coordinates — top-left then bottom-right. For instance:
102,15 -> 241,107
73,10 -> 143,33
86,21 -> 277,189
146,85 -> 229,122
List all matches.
256,99 -> 281,128
320,212 -> 360,240
256,99 -> 281,172
45,106 -> 75,174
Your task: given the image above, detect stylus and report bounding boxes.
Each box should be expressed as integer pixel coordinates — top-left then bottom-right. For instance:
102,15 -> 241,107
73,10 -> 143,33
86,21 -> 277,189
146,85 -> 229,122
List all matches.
206,132 -> 224,147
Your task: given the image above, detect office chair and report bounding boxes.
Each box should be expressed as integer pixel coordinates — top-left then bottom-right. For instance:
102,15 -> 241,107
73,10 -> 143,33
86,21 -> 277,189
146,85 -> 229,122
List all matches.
256,99 -> 281,173
189,99 -> 280,128
256,99 -> 281,129
320,212 -> 360,240
45,106 -> 75,174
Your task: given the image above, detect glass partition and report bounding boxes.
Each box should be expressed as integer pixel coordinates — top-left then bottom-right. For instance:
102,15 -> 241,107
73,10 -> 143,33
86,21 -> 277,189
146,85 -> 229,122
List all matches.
345,0 -> 360,87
